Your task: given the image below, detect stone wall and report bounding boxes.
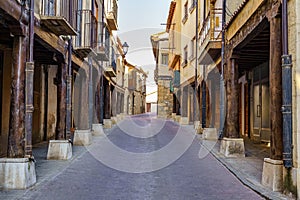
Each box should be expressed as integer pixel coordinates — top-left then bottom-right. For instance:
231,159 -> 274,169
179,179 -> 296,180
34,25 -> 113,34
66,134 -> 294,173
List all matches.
157,79 -> 173,118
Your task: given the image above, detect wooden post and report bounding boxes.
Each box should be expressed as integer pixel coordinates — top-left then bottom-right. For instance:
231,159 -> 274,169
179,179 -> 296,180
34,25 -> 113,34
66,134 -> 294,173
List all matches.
225,54 -> 239,138
7,35 -> 27,158
268,8 -> 283,160
55,60 -> 67,140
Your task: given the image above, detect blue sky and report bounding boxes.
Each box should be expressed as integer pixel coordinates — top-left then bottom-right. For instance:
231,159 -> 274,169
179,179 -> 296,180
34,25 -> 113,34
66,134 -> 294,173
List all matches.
117,0 -> 172,101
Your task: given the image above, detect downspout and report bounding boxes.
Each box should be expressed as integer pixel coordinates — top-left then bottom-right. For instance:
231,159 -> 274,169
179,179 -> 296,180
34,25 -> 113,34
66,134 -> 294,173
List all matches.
194,0 -> 198,122
99,0 -> 105,124
25,0 -> 35,157
88,0 -> 96,128
66,0 -> 73,140
281,0 -> 293,168
218,0 -> 226,139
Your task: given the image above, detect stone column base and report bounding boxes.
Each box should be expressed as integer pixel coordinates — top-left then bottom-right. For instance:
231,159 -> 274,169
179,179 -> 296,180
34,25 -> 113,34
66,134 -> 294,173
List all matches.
117,114 -> 123,122
175,115 -> 181,123
194,121 -> 200,129
203,128 -> 218,140
0,158 -> 36,189
47,140 -> 72,160
262,158 -> 283,192
220,137 -> 245,157
92,124 -> 104,136
111,117 -> 117,125
103,119 -> 112,129
172,113 -> 177,120
179,117 -> 189,125
73,130 -> 92,146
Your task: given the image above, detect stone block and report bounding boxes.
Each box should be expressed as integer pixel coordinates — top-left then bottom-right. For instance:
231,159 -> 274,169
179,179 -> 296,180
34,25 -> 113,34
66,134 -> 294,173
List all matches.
47,140 -> 72,160
111,117 -> 117,125
103,119 -> 112,129
194,121 -> 200,129
92,124 -> 104,136
220,137 -> 245,157
262,158 -> 283,192
203,128 -> 218,140
73,130 -> 92,146
175,115 -> 181,123
171,113 -> 177,120
179,117 -> 189,125
0,158 -> 36,189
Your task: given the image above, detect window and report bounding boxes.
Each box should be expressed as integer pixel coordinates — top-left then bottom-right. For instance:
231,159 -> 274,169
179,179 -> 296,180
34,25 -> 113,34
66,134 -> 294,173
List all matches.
189,0 -> 197,13
182,1 -> 188,23
183,46 -> 188,66
161,54 -> 168,66
190,37 -> 195,60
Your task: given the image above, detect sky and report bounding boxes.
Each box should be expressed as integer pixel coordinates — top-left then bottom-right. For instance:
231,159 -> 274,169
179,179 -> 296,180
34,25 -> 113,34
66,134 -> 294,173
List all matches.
117,0 -> 172,103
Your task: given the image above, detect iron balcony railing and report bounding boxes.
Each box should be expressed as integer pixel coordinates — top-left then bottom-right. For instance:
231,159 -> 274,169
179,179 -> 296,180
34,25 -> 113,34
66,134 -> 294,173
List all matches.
199,8 -> 222,45
74,10 -> 97,49
41,0 -> 77,29
94,22 -> 110,61
110,0 -> 118,24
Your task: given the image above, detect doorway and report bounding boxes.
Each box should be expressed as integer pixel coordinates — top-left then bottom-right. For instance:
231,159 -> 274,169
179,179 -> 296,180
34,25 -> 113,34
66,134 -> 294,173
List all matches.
252,62 -> 270,142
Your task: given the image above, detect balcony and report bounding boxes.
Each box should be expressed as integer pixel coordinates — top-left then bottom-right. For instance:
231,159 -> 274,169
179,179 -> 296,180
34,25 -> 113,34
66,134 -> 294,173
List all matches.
106,0 -> 118,30
104,61 -> 116,77
94,22 -> 110,61
40,0 -> 77,36
74,10 -> 97,59
198,8 -> 222,65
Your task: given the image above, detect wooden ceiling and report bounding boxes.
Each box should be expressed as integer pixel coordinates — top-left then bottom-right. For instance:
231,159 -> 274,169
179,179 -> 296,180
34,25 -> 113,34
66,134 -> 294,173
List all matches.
235,19 -> 270,73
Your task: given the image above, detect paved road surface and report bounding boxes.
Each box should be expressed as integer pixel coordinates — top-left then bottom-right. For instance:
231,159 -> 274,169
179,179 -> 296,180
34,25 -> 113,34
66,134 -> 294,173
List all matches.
3,114 -> 264,200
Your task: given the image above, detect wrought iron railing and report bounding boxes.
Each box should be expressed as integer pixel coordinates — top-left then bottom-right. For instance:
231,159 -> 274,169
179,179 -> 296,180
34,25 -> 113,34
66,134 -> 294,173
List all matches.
94,22 -> 110,60
74,10 -> 97,49
41,0 -> 77,29
108,0 -> 118,23
199,8 -> 222,45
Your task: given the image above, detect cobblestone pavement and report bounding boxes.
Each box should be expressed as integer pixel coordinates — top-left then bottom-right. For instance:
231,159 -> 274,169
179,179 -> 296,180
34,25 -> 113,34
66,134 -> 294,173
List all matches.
1,114 -> 264,200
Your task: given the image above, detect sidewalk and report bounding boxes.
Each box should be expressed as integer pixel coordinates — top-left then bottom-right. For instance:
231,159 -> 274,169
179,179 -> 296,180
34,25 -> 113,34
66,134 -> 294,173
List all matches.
199,135 -> 294,200
0,139 -> 90,200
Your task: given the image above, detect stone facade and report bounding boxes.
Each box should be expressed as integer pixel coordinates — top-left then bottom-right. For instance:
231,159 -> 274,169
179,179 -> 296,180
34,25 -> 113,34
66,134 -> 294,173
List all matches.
157,80 -> 173,118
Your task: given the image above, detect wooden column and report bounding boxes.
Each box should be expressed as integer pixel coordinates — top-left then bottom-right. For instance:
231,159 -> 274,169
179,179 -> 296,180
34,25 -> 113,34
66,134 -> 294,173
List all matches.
225,54 -> 239,138
55,61 -> 67,140
268,9 -> 283,160
7,35 -> 27,158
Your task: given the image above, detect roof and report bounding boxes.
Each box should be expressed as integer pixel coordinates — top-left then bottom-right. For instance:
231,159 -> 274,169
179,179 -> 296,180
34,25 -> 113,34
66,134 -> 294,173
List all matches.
166,1 -> 176,33
226,0 -> 250,28
124,59 -> 148,77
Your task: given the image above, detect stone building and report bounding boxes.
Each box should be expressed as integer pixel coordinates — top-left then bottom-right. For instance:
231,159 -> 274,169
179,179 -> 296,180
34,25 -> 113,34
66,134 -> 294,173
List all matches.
0,0 -> 128,189
164,0 -> 300,196
124,60 -> 147,115
150,32 -> 173,119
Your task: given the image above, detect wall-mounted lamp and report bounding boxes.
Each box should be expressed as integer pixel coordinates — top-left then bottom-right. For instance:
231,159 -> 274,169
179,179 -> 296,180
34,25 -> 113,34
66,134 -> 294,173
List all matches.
122,42 -> 129,56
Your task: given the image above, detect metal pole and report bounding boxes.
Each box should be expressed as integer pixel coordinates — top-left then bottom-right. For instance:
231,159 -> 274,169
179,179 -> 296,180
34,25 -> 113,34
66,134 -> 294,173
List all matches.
281,0 -> 293,168
218,0 -> 226,139
25,0 -> 35,157
194,0 -> 198,123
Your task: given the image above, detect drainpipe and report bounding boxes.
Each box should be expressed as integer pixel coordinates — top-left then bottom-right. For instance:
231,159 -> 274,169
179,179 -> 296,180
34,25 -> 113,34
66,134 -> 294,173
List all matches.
194,0 -> 198,122
25,0 -> 35,157
99,0 -> 105,124
218,0 -> 226,139
281,0 -> 293,168
66,0 -> 73,140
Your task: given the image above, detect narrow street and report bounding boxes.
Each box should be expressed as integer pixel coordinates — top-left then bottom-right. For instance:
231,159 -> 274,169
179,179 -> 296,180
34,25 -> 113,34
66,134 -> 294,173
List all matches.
11,114 -> 263,200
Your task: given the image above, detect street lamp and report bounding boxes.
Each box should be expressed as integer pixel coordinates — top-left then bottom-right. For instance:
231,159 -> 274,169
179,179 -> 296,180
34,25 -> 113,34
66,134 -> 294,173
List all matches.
122,42 -> 129,55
